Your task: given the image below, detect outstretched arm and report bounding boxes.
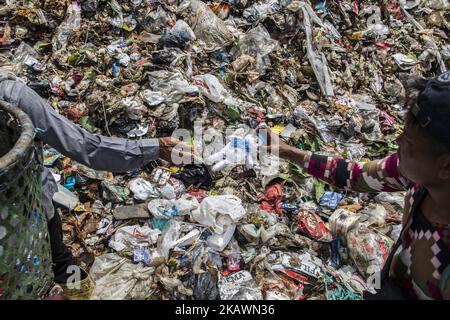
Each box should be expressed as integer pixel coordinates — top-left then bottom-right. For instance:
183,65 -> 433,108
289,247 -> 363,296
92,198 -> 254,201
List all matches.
259,127 -> 409,193
0,79 -> 159,172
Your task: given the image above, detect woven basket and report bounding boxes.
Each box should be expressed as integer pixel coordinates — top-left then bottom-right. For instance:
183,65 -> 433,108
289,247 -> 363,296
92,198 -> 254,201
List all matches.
0,100 -> 53,299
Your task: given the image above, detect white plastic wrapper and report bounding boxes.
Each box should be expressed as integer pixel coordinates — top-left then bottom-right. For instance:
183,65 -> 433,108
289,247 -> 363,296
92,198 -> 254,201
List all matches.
128,177 -> 177,201
128,178 -> 159,201
109,225 -> 161,253
142,90 -> 167,106
90,253 -> 155,300
218,270 -> 262,300
207,224 -> 236,252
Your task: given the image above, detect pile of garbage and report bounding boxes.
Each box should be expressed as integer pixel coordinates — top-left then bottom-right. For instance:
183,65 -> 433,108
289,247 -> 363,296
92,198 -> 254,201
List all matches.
1,0 -> 448,300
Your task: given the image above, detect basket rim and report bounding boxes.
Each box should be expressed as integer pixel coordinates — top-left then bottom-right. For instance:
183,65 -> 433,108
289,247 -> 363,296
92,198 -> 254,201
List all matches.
0,99 -> 35,171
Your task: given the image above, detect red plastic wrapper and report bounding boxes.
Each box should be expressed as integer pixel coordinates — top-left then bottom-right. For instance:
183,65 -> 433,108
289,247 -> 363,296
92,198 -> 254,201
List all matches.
186,185 -> 209,203
259,184 -> 283,215
297,210 -> 333,242
352,0 -> 359,14
380,110 -> 395,130
375,42 -> 392,51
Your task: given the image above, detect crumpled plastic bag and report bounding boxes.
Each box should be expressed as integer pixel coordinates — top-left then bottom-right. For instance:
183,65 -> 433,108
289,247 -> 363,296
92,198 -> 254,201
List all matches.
193,74 -> 253,112
147,70 -> 198,95
259,184 -> 283,215
109,225 -> 161,254
191,272 -> 219,300
163,19 -> 196,47
52,2 -> 81,57
297,209 -> 334,242
192,195 -> 246,234
172,164 -> 214,190
347,226 -> 394,278
90,253 -> 154,300
128,178 -> 176,201
128,178 -> 160,201
178,0 -> 234,51
235,24 -> 278,73
243,0 -> 282,23
157,220 -> 182,260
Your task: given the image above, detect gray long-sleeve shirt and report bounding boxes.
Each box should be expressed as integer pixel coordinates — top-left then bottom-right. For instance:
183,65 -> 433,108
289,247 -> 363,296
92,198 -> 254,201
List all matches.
0,80 -> 159,220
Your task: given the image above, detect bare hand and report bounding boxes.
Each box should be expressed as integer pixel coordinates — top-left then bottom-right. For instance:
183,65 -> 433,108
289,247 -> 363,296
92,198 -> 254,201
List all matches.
158,137 -> 193,164
256,126 -> 292,156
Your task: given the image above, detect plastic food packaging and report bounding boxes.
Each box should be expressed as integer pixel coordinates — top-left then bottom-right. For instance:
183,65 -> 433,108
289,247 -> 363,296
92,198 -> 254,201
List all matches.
297,209 -> 334,242
109,225 -> 161,254
218,270 -> 263,300
328,209 -> 364,243
346,226 -> 394,278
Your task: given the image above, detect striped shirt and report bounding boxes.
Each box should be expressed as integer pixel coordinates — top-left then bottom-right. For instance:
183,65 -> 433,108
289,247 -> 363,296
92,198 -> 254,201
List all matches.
303,151 -> 450,300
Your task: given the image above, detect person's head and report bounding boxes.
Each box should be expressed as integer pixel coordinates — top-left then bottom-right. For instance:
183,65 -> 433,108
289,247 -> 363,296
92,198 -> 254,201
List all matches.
396,71 -> 450,188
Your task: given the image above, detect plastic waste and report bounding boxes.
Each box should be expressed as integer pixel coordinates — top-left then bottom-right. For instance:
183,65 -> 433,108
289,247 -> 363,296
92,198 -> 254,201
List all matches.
319,191 -> 344,210
178,0 -> 234,51
101,181 -> 130,203
157,219 -> 182,260
192,195 -> 246,234
207,224 -> 236,252
207,134 -> 258,172
109,225 -> 161,253
218,270 -> 263,300
191,272 -> 219,300
128,178 -> 160,201
90,253 -> 154,300
328,209 -> 364,244
259,184 -> 283,215
297,209 -> 334,242
234,25 -> 278,73
172,164 -> 213,190
347,226 -> 394,278
243,0 -> 282,23
147,195 -> 200,219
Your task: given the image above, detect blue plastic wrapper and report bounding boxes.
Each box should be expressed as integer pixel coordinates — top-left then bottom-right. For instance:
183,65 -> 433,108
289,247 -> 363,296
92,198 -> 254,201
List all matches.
64,176 -> 76,191
329,238 -> 341,268
112,63 -> 120,77
280,202 -> 299,213
319,191 -> 344,210
133,245 -> 151,265
314,0 -> 328,13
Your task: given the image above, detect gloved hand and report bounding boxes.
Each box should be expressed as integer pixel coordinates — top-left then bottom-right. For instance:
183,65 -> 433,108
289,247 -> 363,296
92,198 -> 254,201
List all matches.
207,134 -> 258,172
